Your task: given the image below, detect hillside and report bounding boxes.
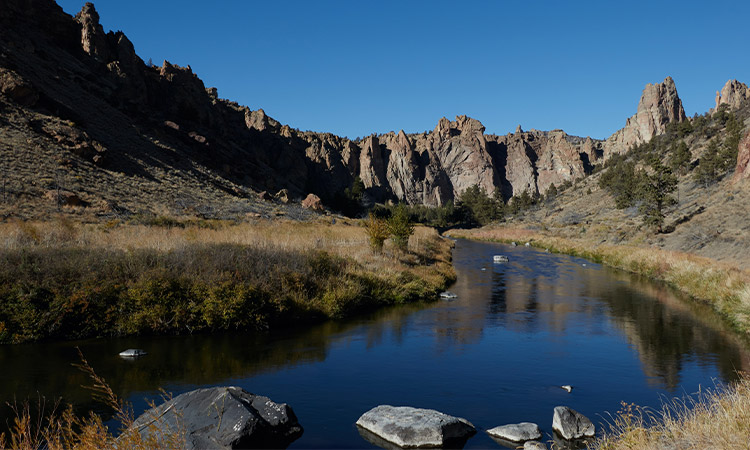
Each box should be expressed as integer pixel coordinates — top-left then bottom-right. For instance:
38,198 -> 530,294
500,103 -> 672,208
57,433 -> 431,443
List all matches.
0,0 -> 691,219
1,0 -> 748,272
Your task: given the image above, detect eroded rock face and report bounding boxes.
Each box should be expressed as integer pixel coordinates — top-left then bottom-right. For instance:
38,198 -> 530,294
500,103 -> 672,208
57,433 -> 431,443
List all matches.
355,405 -> 475,448
552,406 -> 595,440
128,386 -> 303,450
715,79 -> 750,112
605,77 -> 687,157
74,2 -> 109,61
733,131 -> 750,183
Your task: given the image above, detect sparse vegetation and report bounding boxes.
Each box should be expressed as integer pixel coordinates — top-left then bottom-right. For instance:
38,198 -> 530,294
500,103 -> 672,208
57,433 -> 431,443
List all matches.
594,375 -> 750,450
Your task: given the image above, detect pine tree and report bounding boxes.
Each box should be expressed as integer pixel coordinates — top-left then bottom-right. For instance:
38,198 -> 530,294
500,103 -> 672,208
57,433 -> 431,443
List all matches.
640,157 -> 678,232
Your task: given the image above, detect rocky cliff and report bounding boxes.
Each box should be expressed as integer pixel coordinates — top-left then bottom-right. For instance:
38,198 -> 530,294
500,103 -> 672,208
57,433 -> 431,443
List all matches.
715,79 -> 750,112
0,1 -> 700,215
604,76 -> 687,156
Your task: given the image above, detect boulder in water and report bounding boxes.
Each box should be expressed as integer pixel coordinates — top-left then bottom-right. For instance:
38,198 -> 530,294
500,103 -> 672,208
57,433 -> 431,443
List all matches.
356,405 -> 475,448
552,406 -> 595,440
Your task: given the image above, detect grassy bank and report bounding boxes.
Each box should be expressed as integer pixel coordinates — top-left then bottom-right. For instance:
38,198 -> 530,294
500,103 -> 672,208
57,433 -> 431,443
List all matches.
447,225 -> 750,449
0,218 -> 454,343
594,375 -> 750,449
446,226 -> 750,336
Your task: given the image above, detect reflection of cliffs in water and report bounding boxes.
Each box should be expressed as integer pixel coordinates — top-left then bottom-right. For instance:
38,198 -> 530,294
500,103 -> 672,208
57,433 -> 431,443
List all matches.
447,240 -> 749,390
599,273 -> 750,389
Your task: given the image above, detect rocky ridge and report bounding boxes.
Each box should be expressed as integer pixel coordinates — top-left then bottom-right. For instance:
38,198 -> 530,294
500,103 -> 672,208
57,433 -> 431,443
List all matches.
0,0 -> 713,217
604,76 -> 687,156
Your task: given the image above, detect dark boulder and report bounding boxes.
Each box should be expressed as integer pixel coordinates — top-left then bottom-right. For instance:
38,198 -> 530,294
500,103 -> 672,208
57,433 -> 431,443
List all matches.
128,386 -> 303,449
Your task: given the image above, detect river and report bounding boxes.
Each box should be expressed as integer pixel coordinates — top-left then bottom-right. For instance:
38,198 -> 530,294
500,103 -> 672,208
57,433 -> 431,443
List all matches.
1,238 -> 748,448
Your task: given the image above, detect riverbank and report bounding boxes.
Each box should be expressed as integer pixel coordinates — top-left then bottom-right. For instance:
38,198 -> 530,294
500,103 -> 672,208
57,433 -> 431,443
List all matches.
446,226 -> 750,337
0,217 -> 455,343
447,225 -> 750,450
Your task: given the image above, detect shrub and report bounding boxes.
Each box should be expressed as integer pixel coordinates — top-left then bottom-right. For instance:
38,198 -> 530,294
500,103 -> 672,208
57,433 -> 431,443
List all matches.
362,213 -> 389,253
387,203 -> 415,252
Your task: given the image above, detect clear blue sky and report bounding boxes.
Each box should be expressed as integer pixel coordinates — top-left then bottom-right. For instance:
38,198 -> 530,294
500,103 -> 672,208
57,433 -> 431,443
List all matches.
57,0 -> 749,140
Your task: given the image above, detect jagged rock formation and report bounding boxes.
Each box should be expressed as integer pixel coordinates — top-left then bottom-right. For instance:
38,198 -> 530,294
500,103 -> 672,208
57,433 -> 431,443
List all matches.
0,1 -> 700,215
605,77 -> 687,156
715,79 -> 750,112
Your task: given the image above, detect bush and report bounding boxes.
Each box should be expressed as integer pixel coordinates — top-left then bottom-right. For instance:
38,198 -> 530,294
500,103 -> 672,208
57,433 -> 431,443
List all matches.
387,203 -> 414,252
362,213 -> 389,253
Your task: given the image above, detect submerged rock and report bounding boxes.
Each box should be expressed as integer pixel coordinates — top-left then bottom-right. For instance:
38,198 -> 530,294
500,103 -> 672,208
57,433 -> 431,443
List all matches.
439,291 -> 458,299
356,405 -> 475,448
118,348 -> 146,358
486,422 -> 541,442
552,406 -> 595,440
128,386 -> 303,449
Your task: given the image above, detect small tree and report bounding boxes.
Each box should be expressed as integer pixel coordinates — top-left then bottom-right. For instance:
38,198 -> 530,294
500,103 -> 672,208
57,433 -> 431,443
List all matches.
387,203 -> 414,252
362,213 -> 389,253
669,141 -> 691,175
640,157 -> 678,232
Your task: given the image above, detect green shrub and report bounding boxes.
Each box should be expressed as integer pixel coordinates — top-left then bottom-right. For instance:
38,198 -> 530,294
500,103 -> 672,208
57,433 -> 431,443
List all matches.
387,203 -> 415,252
362,213 -> 389,253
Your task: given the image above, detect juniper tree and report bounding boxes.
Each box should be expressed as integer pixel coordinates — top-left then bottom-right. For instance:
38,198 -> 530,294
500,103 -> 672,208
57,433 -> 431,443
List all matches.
640,157 -> 678,232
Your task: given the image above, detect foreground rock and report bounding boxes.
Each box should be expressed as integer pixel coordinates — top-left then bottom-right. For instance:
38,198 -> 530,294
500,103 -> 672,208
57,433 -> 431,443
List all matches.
129,386 -> 303,449
552,406 -> 595,440
524,441 -> 547,450
487,422 -> 541,442
356,405 -> 475,448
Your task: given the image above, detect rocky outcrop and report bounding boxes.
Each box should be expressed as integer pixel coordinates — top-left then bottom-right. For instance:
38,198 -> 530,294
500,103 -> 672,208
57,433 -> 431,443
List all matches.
301,193 -> 323,211
733,131 -> 750,183
715,79 -> 750,112
486,422 -> 541,442
0,68 -> 38,106
605,77 -> 687,156
356,405 -> 476,448
128,386 -> 303,449
74,3 -> 109,61
552,406 -> 595,440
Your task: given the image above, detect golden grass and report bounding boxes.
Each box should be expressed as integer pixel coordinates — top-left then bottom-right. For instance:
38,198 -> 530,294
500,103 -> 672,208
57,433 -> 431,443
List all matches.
446,225 -> 750,336
594,375 -> 750,450
0,349 -> 186,450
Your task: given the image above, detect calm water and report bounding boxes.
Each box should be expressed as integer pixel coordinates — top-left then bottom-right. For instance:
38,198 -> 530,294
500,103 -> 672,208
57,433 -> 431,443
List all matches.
1,239 -> 749,448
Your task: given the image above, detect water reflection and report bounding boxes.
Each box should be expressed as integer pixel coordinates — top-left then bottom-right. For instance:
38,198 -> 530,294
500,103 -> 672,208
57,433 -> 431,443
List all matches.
0,239 -> 748,448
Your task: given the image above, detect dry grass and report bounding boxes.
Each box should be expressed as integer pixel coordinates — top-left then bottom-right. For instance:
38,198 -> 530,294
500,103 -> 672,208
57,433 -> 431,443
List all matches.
594,375 -> 750,450
446,226 -> 750,336
0,349 -> 186,450
0,217 -> 454,342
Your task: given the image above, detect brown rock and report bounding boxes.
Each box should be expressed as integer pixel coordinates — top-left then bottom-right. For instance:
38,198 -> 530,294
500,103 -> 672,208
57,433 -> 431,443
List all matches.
605,76 -> 687,157
74,2 -> 110,61
258,191 -> 272,201
733,131 -> 750,183
715,79 -> 750,112
44,190 -> 87,207
0,68 -> 38,106
274,189 -> 290,203
301,193 -> 323,211
245,108 -> 280,132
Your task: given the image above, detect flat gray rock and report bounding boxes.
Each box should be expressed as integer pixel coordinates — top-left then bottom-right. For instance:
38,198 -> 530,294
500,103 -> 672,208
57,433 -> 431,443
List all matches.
552,406 -> 595,440
487,422 -> 541,442
356,405 -> 475,448
127,386 -> 303,449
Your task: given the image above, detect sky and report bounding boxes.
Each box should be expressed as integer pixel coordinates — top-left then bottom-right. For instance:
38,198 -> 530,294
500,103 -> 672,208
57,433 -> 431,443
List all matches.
56,0 -> 750,140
